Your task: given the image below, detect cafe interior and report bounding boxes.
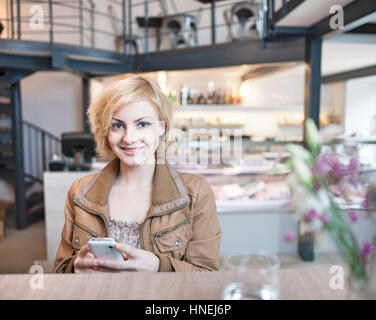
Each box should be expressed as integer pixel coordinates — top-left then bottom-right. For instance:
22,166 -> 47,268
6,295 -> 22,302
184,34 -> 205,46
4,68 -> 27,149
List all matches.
0,0 -> 376,300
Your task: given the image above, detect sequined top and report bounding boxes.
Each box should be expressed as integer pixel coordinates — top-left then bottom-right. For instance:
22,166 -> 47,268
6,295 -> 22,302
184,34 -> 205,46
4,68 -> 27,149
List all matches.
108,218 -> 143,249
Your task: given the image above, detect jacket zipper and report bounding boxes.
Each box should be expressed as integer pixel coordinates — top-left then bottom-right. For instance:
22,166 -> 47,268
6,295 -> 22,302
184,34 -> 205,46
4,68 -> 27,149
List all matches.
73,199 -> 109,236
141,201 -> 190,249
153,219 -> 189,244
73,199 -> 190,249
73,221 -> 100,238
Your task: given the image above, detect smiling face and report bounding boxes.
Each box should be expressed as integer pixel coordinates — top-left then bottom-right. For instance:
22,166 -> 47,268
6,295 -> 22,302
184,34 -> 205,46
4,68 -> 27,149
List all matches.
107,100 -> 165,167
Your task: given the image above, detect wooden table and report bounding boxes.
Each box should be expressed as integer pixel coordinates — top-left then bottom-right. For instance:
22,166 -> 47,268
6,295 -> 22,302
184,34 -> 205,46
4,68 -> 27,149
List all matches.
0,263 -> 354,300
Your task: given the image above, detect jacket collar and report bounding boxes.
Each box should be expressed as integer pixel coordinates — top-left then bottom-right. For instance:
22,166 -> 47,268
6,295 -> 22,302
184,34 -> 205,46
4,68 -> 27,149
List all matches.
74,158 -> 191,222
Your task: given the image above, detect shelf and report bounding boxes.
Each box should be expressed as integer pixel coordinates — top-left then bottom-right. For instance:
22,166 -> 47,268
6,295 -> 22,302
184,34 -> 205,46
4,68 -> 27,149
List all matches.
173,165 -> 274,175
331,137 -> 376,145
174,105 -> 305,112
177,124 -> 243,130
194,0 -> 228,3
176,140 -> 302,146
278,124 -> 303,127
173,105 -> 334,112
216,199 -> 292,214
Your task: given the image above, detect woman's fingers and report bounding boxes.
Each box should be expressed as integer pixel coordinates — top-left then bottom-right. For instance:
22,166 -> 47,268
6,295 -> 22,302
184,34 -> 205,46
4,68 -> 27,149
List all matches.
86,252 -> 95,260
92,266 -> 125,272
78,257 -> 101,268
77,244 -> 90,258
115,243 -> 139,258
98,258 -> 139,271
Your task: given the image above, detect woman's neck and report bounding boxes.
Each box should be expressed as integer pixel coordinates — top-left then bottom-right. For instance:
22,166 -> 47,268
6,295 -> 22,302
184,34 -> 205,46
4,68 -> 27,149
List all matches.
115,158 -> 156,188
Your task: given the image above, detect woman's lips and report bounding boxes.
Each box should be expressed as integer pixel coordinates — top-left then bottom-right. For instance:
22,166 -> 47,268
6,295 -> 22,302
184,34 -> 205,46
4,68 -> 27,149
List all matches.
120,146 -> 144,156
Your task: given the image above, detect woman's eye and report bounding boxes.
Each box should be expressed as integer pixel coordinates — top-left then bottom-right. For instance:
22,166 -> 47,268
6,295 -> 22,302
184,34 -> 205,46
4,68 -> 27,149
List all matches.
111,123 -> 123,129
138,121 -> 151,128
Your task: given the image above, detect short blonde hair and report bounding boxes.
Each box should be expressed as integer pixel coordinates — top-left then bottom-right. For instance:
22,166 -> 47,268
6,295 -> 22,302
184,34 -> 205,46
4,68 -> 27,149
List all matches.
87,74 -> 173,161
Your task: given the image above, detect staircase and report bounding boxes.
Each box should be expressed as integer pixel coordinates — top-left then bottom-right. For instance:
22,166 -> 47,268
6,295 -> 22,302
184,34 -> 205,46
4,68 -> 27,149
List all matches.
0,71 -> 61,228
0,72 -> 14,184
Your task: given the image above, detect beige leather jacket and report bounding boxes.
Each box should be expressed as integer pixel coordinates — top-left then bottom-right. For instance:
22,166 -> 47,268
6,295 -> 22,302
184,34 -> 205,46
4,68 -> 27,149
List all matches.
53,158 -> 222,273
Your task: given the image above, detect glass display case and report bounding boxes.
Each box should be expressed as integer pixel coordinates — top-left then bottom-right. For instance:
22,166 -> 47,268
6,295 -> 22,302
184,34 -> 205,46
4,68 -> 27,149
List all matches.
321,137 -> 376,210
168,135 -> 376,213
168,134 -> 293,213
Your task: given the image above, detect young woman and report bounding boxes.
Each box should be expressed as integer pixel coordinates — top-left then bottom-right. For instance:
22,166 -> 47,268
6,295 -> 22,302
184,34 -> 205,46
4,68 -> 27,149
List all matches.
53,74 -> 222,273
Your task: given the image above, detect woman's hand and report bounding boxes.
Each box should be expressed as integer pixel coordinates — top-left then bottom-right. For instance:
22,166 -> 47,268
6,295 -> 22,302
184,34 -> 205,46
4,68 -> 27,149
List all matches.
73,244 -> 102,273
94,243 -> 160,272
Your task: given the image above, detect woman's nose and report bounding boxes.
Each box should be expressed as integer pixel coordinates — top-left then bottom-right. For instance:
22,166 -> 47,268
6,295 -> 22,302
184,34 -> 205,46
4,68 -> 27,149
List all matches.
122,127 -> 138,144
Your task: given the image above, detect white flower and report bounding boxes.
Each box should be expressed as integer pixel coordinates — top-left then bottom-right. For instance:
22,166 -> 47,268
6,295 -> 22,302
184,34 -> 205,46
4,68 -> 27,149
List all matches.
292,157 -> 313,189
305,118 -> 321,153
317,189 -> 331,211
287,173 -> 330,225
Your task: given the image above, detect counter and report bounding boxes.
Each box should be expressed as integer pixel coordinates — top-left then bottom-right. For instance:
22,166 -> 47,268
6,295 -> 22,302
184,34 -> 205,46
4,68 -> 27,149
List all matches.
43,168 -> 297,261
43,166 -> 375,262
0,257 -> 353,299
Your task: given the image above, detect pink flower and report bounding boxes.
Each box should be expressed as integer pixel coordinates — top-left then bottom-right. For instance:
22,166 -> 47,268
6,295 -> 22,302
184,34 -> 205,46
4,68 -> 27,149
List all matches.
315,154 -> 347,183
332,162 -> 346,180
284,230 -> 296,243
362,194 -> 370,209
320,213 -> 331,225
315,156 -> 332,177
304,209 -> 318,222
348,157 -> 359,181
349,210 -> 359,223
314,180 -> 321,191
348,157 -> 359,174
360,242 -> 375,265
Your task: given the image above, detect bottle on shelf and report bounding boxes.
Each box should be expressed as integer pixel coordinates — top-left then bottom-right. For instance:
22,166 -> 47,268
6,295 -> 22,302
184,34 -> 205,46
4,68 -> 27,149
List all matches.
186,89 -> 193,105
180,86 -> 188,106
229,90 -> 234,105
206,91 -> 213,105
177,85 -> 246,106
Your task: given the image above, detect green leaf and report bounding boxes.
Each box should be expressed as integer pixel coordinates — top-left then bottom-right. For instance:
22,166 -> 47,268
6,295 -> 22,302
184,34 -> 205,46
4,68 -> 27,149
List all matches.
291,156 -> 314,189
305,118 -> 321,158
286,144 -> 312,164
265,164 -> 291,176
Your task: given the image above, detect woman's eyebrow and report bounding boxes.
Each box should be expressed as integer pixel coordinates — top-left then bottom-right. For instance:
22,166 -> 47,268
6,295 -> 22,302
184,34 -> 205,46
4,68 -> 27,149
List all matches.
111,116 -> 153,123
134,116 -> 153,122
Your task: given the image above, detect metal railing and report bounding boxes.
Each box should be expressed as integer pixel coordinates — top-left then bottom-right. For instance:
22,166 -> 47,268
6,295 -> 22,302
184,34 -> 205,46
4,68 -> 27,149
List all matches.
0,0 -> 296,54
3,0 -> 126,51
23,120 -> 61,183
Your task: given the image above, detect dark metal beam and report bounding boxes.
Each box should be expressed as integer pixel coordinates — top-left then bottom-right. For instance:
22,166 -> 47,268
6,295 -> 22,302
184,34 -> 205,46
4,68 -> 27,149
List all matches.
82,76 -> 91,134
16,0 -> 21,40
0,52 -> 52,71
304,36 -> 322,129
309,0 -> 376,38
64,57 -> 130,74
132,37 -> 305,72
322,64 -> 376,84
10,80 -> 27,229
273,0 -> 306,24
1,70 -> 33,86
211,0 -> 216,45
273,26 -> 308,36
299,35 -> 322,262
347,23 -> 376,34
0,39 -> 124,62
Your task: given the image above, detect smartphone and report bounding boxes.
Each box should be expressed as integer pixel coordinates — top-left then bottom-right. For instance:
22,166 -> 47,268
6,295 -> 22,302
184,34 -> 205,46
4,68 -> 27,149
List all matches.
88,237 -> 124,262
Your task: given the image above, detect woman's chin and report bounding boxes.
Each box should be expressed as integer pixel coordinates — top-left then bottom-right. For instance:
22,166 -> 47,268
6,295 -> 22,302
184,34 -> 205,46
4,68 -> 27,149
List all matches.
117,152 -> 154,166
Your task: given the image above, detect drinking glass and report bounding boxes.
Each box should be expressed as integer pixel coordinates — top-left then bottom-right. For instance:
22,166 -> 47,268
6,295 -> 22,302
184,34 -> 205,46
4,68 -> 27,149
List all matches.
221,252 -> 280,300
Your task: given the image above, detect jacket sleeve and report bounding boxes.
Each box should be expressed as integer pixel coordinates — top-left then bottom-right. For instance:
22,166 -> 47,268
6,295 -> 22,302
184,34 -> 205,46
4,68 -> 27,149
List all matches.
155,177 -> 222,272
52,182 -> 78,273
